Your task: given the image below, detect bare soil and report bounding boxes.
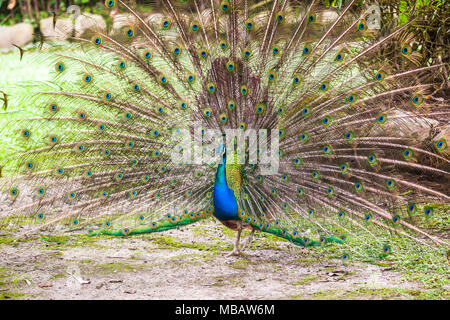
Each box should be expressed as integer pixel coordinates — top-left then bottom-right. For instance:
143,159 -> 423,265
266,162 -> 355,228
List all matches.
0,218 -> 436,300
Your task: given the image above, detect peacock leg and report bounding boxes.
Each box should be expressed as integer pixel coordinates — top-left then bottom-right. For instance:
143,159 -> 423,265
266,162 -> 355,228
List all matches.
226,221 -> 243,257
240,228 -> 255,252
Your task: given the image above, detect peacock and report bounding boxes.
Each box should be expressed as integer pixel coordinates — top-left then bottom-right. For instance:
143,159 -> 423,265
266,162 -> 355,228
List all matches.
0,0 -> 449,261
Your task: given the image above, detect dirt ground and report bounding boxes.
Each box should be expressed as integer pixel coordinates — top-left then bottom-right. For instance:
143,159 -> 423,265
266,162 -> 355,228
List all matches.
1,217 -> 442,300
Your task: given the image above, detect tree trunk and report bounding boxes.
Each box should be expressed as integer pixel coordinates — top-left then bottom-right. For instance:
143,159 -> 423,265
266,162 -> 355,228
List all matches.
32,0 -> 39,22
25,0 -> 33,21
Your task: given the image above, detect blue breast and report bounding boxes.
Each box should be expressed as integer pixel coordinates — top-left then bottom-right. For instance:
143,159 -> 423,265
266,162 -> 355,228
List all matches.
213,181 -> 239,221
212,152 -> 239,222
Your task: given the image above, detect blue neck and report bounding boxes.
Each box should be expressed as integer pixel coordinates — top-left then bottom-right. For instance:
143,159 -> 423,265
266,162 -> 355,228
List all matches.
213,150 -> 239,221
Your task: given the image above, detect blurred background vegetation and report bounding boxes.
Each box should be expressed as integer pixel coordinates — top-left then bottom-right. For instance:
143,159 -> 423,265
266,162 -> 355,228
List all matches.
0,0 -> 113,26
0,0 -> 447,26
0,0 -> 447,62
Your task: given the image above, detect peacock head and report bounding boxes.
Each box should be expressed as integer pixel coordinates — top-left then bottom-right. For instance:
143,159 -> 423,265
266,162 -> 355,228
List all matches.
217,133 -> 226,159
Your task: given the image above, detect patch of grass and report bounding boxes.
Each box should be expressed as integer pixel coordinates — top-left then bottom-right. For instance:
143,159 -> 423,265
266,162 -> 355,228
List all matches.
190,226 -> 210,237
0,236 -> 36,246
231,259 -> 255,270
210,274 -> 246,288
343,287 -> 448,300
148,234 -> 232,252
291,275 -> 319,286
337,270 -> 356,280
92,262 -> 146,275
166,253 -> 211,267
321,266 -> 336,272
41,233 -> 111,250
221,227 -> 251,239
0,266 -> 30,298
0,292 -> 25,300
0,215 -> 34,229
294,257 -> 317,266
50,273 -> 66,279
79,259 -> 93,264
255,231 -> 289,243
0,238 -> 16,245
293,287 -> 449,300
129,252 -> 143,260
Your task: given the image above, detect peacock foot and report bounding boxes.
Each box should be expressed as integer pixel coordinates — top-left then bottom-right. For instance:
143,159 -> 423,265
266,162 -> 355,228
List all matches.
225,248 -> 242,257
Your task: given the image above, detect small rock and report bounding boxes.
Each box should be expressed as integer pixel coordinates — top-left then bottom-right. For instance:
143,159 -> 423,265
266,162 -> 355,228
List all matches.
109,279 -> 123,283
74,13 -> 106,37
327,270 -> 347,276
317,10 -> 339,24
40,17 -> 73,41
112,14 -> 138,34
38,283 -> 53,288
0,23 -> 33,49
124,289 -> 136,294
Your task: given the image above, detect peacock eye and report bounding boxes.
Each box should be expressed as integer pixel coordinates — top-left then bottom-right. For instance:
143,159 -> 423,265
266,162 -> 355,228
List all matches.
56,63 -> 64,72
